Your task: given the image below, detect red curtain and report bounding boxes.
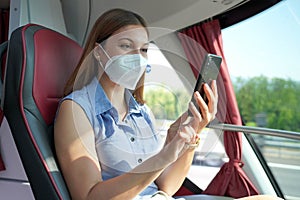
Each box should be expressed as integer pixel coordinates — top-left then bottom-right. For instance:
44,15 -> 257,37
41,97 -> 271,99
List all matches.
178,20 -> 259,198
0,8 -> 9,171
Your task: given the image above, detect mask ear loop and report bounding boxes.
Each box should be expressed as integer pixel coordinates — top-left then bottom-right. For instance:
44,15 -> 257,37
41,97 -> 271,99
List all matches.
93,43 -> 111,70
97,43 -> 111,60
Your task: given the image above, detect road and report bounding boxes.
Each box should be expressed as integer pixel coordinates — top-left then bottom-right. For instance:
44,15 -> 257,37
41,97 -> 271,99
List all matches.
263,146 -> 300,200
269,162 -> 300,199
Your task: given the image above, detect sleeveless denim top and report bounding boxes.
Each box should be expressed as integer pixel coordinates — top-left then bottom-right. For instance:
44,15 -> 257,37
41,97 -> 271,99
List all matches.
62,78 -> 164,198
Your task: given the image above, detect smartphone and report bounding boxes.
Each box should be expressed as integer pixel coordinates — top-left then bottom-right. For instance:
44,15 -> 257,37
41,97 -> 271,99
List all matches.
188,54 -> 222,116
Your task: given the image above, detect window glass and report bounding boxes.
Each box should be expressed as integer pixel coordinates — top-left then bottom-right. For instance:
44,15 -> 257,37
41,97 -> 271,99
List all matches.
251,134 -> 300,200
222,0 -> 300,199
222,0 -> 300,132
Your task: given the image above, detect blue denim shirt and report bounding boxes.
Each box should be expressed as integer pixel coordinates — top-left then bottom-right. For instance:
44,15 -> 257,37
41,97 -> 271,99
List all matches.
62,77 -> 164,198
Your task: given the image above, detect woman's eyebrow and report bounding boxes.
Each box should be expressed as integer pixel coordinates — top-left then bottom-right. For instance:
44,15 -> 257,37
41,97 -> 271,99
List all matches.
118,38 -> 149,46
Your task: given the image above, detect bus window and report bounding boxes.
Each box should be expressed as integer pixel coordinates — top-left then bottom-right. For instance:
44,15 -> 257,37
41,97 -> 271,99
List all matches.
222,0 -> 300,199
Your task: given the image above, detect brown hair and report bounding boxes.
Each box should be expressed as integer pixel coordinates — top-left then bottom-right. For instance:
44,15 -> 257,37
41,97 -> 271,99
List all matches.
64,8 -> 148,104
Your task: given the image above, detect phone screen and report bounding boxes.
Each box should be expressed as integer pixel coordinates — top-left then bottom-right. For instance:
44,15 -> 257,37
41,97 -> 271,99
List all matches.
188,54 -> 222,116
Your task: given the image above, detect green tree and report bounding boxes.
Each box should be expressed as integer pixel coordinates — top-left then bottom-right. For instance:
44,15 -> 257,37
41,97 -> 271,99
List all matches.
144,86 -> 189,120
233,76 -> 300,132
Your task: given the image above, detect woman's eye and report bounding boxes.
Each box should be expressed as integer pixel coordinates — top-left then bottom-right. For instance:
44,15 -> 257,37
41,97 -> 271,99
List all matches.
141,48 -> 148,53
120,44 -> 132,49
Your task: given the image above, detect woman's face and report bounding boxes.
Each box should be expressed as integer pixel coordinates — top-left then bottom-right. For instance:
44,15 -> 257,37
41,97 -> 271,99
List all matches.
100,25 -> 149,65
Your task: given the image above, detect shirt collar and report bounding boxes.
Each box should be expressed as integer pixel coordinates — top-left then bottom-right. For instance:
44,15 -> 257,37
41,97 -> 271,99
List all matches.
125,89 -> 141,114
87,77 -> 141,116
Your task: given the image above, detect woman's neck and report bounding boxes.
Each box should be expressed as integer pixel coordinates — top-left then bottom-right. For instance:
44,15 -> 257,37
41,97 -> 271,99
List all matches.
99,74 -> 128,120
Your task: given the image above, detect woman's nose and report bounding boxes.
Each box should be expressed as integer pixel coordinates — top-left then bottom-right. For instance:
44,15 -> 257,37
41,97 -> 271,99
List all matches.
130,49 -> 140,54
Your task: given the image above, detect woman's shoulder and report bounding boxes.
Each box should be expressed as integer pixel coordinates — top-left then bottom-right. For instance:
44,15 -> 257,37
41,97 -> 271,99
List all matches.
59,85 -> 95,125
63,86 -> 88,102
62,77 -> 100,103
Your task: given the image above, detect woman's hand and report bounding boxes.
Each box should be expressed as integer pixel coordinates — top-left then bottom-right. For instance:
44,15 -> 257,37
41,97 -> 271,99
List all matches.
162,80 -> 218,162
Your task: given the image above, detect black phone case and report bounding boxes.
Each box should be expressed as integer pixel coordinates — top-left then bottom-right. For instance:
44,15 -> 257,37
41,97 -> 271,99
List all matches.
188,54 -> 222,116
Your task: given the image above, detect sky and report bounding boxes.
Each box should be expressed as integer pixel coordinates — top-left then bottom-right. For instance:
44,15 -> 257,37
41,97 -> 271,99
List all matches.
145,0 -> 300,91
222,0 -> 300,81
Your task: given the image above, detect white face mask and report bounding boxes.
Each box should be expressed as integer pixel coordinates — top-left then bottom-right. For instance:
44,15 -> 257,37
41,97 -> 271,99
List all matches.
99,45 -> 148,90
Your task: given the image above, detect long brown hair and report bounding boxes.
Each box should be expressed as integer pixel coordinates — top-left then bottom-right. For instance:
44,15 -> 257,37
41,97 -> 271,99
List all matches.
64,8 -> 148,104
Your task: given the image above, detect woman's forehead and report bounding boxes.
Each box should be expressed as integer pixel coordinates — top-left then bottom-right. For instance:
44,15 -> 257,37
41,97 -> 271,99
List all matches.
109,25 -> 149,44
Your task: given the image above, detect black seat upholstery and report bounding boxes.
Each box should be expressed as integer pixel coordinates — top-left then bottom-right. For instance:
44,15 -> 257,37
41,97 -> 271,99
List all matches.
2,24 -> 82,199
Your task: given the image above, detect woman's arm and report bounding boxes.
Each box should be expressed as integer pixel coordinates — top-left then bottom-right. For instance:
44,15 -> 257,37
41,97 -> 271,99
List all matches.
155,147 -> 195,196
54,100 -> 101,200
54,100 -> 179,200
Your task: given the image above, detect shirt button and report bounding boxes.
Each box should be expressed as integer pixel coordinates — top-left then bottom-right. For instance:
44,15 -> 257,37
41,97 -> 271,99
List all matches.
130,137 -> 135,142
138,158 -> 143,163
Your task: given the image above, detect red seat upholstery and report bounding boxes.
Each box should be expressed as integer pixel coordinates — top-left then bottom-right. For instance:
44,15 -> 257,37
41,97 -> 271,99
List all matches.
2,24 -> 82,199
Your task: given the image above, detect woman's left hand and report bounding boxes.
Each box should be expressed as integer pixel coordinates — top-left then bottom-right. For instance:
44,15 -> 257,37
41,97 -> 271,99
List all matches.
166,80 -> 218,148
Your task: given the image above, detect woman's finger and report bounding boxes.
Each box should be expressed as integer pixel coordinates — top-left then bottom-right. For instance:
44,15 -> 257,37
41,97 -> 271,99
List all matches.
194,89 -> 209,123
211,80 -> 218,99
178,126 -> 194,143
188,92 -> 210,133
169,111 -> 189,131
203,81 -> 218,117
187,100 -> 202,122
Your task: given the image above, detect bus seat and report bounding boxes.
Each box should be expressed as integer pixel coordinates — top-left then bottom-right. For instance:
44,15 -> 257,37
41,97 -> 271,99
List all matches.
2,24 -> 82,200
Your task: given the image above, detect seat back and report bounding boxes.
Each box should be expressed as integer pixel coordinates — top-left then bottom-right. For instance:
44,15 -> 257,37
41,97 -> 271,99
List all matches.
2,24 -> 82,199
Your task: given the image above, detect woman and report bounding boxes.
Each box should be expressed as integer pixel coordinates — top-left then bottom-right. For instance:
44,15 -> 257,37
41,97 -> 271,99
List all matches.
54,8 -> 215,199
55,8 -> 271,200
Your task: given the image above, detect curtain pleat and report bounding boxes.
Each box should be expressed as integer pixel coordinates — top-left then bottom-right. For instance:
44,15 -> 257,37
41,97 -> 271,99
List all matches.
178,20 -> 259,198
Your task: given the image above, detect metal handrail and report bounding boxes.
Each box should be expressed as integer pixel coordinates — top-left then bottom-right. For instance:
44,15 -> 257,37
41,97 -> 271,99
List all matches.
208,123 -> 300,140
